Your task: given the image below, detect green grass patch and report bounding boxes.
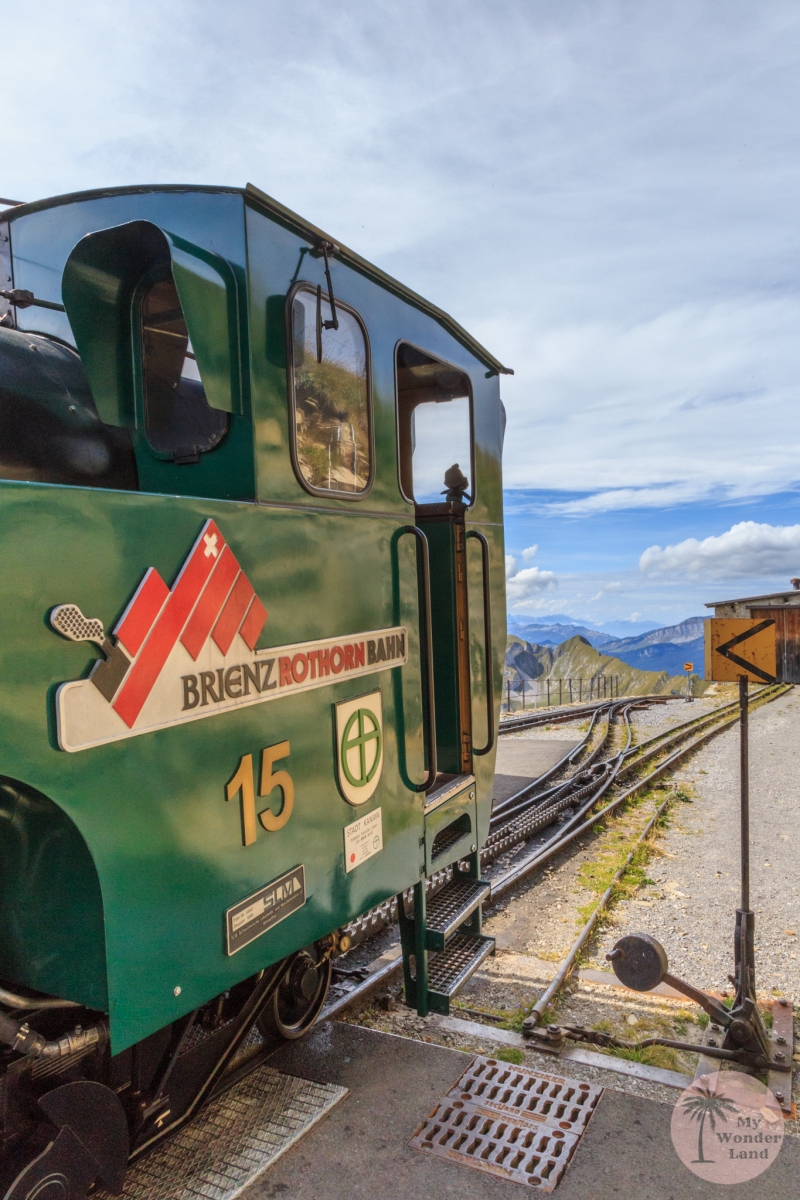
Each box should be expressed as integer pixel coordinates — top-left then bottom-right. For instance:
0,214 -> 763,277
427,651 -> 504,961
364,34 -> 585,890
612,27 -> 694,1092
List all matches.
696,1012 -> 710,1028
498,1007 -> 533,1033
537,1005 -> 560,1027
494,1047 -> 526,1065
609,1044 -> 681,1071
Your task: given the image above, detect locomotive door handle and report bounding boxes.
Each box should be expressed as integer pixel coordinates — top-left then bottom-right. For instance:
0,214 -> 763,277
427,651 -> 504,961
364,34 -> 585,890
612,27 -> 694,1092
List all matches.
466,529 -> 494,756
401,525 -> 437,792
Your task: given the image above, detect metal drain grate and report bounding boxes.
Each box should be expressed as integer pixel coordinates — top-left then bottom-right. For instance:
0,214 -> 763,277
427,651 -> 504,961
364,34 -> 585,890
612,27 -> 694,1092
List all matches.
103,1064 -> 347,1200
455,1057 -> 602,1130
409,1098 -> 580,1190
409,1055 -> 601,1191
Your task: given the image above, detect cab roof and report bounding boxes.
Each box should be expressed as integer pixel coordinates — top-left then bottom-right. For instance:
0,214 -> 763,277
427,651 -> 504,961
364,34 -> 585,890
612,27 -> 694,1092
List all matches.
2,182 -> 513,378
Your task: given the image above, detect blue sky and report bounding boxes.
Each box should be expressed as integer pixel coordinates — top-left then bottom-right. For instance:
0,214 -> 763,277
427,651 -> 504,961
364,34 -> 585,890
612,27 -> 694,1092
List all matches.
505,489 -> 800,631
3,1 -> 800,629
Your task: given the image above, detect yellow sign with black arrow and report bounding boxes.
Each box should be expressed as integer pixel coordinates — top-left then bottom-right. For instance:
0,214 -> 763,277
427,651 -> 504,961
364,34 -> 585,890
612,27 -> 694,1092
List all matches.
704,618 -> 776,683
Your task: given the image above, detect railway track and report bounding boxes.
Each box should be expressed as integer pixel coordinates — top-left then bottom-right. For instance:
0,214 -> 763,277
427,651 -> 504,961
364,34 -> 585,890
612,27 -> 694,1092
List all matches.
323,683 -> 790,1021
498,694 -> 666,734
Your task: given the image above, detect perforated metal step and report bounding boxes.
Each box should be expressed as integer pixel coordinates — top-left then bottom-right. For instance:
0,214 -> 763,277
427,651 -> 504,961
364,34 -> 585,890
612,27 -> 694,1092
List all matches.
99,1064 -> 347,1200
426,932 -> 495,1014
425,878 -> 490,951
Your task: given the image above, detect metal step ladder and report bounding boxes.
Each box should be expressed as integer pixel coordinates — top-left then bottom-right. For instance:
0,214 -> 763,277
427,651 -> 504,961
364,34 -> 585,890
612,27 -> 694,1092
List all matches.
397,853 -> 495,1016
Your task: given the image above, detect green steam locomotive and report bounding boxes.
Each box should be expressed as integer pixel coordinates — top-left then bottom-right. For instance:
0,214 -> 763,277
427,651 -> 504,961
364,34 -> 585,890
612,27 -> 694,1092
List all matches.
0,182 -> 508,1199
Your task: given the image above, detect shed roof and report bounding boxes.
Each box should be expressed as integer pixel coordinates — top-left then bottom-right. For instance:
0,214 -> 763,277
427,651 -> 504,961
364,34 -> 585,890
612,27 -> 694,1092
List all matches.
705,589 -> 800,608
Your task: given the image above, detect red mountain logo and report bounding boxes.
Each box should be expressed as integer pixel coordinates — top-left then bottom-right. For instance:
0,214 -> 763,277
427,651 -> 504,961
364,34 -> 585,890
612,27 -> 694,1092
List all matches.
52,520 -> 408,754
51,520 -> 267,728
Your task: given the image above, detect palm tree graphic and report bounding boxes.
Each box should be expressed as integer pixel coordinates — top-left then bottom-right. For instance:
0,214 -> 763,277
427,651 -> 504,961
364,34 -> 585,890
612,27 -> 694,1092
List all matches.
681,1083 -> 739,1163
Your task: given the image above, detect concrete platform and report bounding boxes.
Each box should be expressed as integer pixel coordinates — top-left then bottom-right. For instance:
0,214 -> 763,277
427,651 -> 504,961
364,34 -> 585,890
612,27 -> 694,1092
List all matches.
493,738 -> 581,804
255,1023 -> 529,1198
248,1023 -> 799,1200
557,1088 -> 800,1200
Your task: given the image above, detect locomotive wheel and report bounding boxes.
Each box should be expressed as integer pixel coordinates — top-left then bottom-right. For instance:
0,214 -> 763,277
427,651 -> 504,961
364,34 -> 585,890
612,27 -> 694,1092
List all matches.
2,1081 -> 130,1200
257,948 -> 332,1040
2,1127 -> 98,1200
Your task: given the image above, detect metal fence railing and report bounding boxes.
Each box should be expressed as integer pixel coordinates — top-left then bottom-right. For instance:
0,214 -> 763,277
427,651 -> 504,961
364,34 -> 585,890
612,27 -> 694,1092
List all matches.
502,675 -> 621,713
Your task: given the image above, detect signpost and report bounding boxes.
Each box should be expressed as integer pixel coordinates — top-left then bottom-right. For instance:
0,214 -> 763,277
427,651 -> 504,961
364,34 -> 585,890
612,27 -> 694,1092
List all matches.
704,618 -> 776,685
683,661 -> 694,703
700,615 -> 777,1073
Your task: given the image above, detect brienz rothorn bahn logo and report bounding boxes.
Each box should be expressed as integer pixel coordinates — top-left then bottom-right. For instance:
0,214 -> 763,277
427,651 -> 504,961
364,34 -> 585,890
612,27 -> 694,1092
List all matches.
51,520 -> 407,753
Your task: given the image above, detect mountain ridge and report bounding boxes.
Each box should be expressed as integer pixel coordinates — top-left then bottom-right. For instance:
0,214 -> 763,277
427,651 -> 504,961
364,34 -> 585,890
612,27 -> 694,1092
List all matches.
506,615 -> 707,676
505,633 -> 692,699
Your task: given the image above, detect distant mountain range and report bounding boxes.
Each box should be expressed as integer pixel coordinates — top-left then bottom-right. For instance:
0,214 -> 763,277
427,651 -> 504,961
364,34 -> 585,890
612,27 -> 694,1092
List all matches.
506,619 -> 618,648
506,616 -> 706,679
507,613 -> 661,640
505,633 -> 694,699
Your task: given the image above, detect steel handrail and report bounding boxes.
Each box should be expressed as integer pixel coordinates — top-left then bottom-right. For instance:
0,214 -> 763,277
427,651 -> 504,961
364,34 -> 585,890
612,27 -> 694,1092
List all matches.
401,526 -> 437,791
466,529 -> 494,756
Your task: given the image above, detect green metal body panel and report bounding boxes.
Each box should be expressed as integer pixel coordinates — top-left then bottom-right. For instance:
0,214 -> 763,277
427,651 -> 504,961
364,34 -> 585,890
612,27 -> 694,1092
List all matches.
423,783 -> 477,875
0,186 -> 506,1053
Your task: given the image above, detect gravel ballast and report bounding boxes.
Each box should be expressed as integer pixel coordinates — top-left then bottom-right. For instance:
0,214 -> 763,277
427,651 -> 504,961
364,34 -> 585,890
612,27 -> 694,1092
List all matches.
592,686 -> 800,1000
341,689 -> 798,1119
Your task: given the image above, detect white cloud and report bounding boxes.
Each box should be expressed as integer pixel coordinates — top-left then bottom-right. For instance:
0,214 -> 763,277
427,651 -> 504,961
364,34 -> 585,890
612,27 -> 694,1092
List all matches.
588,581 -> 623,601
521,544 -> 539,561
541,482 -> 769,517
506,565 -> 559,605
3,0 -> 800,529
499,296 -> 800,498
639,521 -> 800,579
506,552 -> 557,602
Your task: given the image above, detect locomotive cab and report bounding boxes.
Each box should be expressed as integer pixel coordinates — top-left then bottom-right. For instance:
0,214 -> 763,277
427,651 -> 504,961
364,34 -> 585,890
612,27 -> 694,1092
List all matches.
0,184 -> 509,1199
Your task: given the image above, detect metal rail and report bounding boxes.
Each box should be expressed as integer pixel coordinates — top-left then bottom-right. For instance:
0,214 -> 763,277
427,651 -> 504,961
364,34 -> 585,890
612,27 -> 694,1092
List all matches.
323,685 -> 789,1022
498,694 -> 668,734
489,684 -> 786,898
340,694 -> 764,948
521,683 -> 790,1027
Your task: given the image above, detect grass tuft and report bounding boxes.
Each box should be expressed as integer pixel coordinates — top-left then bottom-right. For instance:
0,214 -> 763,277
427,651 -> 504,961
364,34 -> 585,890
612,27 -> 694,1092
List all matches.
609,1044 -> 681,1071
494,1046 -> 526,1065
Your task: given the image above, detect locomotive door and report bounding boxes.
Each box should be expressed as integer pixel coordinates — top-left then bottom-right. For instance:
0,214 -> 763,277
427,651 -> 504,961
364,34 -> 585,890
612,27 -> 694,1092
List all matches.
396,343 -> 484,800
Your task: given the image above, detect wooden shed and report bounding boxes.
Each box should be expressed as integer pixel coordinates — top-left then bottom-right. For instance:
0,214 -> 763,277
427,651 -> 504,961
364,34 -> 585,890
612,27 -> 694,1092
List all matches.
706,583 -> 800,684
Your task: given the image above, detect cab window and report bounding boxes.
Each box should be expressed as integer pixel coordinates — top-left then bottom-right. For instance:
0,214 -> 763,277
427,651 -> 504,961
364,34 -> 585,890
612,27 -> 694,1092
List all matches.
140,277 -> 228,462
288,286 -> 372,496
396,343 -> 473,505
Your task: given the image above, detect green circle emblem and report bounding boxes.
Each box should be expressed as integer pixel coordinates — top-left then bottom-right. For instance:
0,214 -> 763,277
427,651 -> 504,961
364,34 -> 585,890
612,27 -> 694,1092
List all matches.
341,708 -> 382,788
